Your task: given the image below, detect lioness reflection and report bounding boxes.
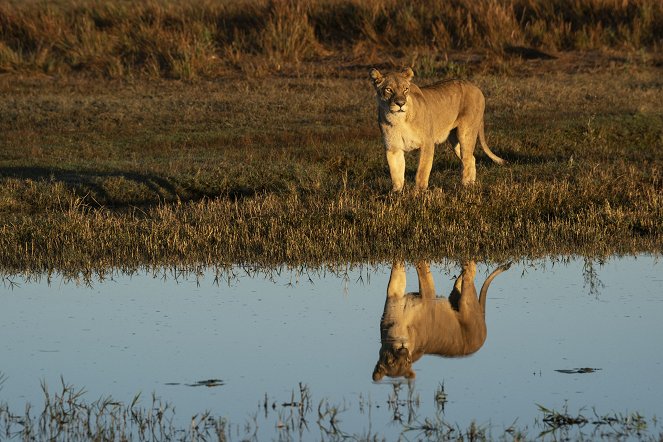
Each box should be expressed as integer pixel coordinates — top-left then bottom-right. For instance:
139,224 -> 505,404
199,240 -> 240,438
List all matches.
373,261 -> 510,381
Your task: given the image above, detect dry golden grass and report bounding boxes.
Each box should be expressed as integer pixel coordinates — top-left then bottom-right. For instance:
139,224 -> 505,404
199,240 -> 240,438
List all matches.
0,0 -> 661,78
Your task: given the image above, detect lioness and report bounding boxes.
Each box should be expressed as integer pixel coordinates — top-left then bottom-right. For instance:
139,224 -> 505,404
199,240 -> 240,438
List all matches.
372,261 -> 510,381
369,67 -> 506,191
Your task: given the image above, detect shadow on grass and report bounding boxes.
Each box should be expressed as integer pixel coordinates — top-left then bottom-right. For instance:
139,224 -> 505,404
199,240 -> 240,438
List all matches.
431,150 -> 555,170
496,151 -> 560,165
0,166 -> 260,208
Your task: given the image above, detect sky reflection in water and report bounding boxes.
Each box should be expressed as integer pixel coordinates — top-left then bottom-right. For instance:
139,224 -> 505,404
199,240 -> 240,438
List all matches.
1,255 -> 662,438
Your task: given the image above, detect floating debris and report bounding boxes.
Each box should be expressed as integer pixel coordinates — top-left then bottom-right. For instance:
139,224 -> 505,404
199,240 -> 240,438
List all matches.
187,379 -> 225,387
555,368 -> 602,374
165,379 -> 225,387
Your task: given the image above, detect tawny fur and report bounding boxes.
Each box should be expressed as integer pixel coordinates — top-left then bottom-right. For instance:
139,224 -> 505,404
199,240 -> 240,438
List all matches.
370,67 -> 506,191
372,261 -> 510,381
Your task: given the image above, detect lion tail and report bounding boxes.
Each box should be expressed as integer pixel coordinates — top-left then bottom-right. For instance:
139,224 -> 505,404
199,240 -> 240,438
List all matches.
479,119 -> 507,165
479,262 -> 512,316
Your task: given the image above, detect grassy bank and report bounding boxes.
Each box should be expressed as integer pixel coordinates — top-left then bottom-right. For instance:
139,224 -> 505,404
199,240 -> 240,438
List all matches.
1,59 -> 661,274
0,1 -> 662,274
0,0 -> 661,78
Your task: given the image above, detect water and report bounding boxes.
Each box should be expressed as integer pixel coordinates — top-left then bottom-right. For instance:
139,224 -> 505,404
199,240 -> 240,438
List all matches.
1,255 -> 662,439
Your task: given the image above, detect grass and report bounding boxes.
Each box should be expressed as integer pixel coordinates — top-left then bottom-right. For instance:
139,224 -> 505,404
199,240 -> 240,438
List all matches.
0,0 -> 661,78
0,379 -> 660,441
0,1 -> 662,276
0,378 -> 227,441
537,403 -> 649,439
1,66 -> 662,274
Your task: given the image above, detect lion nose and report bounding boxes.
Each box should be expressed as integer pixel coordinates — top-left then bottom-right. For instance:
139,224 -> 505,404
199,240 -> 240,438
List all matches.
394,98 -> 406,107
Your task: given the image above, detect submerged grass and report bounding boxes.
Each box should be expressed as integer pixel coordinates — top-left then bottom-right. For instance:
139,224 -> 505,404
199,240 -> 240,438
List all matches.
0,379 -> 660,441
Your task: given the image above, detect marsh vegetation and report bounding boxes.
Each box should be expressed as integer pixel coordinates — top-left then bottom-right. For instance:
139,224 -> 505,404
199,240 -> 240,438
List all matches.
1,3 -> 662,441
0,378 -> 658,441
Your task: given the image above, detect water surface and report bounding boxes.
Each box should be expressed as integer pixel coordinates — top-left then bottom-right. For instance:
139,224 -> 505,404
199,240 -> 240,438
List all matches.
1,255 -> 661,439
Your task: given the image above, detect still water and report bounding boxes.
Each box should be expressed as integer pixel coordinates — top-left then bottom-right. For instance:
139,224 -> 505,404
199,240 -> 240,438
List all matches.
1,255 -> 662,439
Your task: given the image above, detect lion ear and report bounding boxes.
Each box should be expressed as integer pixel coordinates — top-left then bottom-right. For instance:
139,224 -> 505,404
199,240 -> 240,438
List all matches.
402,67 -> 414,81
369,68 -> 383,86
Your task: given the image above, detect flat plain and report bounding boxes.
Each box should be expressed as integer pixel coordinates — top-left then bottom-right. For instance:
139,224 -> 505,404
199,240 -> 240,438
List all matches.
0,0 -> 661,274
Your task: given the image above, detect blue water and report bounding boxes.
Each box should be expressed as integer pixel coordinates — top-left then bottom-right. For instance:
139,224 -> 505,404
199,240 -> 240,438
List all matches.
1,255 -> 661,439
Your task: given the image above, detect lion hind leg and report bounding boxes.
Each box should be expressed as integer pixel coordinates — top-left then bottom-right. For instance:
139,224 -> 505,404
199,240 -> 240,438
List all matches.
458,127 -> 478,185
460,154 -> 476,185
448,129 -> 462,160
458,261 -> 483,326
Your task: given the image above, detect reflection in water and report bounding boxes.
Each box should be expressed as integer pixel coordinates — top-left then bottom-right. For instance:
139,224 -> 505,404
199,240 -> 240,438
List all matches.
373,261 -> 511,381
1,256 -> 663,440
582,257 -> 606,297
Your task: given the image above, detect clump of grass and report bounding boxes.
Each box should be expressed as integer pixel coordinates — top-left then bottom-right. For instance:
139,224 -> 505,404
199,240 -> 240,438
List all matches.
434,382 -> 448,411
0,378 -> 227,441
261,0 -> 327,69
537,403 -> 649,439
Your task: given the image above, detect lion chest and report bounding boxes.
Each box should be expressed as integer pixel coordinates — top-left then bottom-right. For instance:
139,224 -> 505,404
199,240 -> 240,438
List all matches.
382,296 -> 465,355
380,118 -> 422,152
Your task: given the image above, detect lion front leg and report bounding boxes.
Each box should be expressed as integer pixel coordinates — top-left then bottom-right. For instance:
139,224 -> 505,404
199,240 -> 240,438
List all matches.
415,144 -> 435,190
386,149 -> 406,192
387,262 -> 407,298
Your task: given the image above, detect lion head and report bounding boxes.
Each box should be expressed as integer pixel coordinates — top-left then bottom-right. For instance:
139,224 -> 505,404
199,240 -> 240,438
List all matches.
369,67 -> 414,115
372,343 -> 416,381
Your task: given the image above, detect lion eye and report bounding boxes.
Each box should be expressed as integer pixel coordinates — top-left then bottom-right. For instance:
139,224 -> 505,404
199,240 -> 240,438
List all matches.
384,88 -> 393,94
404,87 -> 409,93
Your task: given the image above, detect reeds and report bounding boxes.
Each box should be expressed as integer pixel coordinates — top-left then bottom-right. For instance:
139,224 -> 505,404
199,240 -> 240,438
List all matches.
0,379 -> 659,441
0,378 -> 227,441
1,0 -> 661,78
